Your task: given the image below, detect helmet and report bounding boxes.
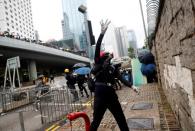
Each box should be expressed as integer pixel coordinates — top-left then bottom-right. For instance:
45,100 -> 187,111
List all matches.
100,51 -> 113,60
64,68 -> 69,73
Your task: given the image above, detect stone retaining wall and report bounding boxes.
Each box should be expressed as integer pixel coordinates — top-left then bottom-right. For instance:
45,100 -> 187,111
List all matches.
152,0 -> 195,130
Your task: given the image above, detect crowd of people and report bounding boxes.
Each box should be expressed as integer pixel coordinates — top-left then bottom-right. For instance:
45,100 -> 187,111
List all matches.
63,63 -> 134,102
0,31 -> 83,55
0,31 -> 37,43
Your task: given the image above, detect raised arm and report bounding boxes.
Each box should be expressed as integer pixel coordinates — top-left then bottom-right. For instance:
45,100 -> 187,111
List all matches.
116,69 -> 139,94
94,20 -> 111,64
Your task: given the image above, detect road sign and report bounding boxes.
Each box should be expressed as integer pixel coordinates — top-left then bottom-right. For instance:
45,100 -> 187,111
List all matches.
7,56 -> 20,69
4,56 -> 21,92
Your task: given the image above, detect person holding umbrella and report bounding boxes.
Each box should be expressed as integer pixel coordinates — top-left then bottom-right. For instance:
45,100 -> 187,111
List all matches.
90,20 -> 138,131
74,67 -> 91,98
77,74 -> 89,98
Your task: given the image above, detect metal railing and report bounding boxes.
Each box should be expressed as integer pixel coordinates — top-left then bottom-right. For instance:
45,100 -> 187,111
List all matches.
0,88 -> 37,113
39,87 -> 85,124
0,85 -> 89,130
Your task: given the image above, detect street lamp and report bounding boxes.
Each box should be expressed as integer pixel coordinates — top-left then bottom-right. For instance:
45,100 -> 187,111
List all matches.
139,0 -> 147,39
78,5 -> 92,65
139,0 -> 149,49
78,5 -> 87,14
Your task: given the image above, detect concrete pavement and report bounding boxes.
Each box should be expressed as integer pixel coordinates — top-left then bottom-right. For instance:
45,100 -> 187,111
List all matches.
51,83 -> 180,131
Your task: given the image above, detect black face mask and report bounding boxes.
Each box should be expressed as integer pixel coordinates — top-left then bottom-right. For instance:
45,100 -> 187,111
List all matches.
100,54 -> 112,64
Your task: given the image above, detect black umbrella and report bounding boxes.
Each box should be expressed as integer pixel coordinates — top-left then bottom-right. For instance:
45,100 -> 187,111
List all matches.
138,49 -> 154,64
138,49 -> 150,58
73,63 -> 87,68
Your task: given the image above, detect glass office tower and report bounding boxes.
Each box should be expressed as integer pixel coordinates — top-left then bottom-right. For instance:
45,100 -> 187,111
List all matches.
61,0 -> 87,51
146,0 -> 159,35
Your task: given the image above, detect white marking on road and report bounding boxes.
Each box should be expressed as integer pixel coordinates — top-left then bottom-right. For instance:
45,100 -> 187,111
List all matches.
121,102 -> 128,105
35,115 -> 48,118
34,114 -> 42,118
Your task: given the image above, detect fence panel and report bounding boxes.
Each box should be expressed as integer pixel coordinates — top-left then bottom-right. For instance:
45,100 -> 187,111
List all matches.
39,88 -> 85,124
0,88 -> 37,113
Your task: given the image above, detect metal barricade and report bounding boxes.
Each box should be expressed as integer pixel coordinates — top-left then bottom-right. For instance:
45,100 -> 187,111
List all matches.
0,88 -> 37,113
39,87 -> 85,124
0,85 -> 88,129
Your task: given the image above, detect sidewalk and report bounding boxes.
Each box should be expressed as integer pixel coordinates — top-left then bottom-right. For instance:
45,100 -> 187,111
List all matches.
47,83 -> 180,131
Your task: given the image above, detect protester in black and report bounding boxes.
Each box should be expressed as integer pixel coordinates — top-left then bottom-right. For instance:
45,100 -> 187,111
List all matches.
77,74 -> 89,98
64,69 -> 79,102
90,20 -> 138,131
50,74 -> 54,84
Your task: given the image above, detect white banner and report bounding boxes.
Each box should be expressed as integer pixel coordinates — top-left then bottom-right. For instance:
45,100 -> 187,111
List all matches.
7,56 -> 20,69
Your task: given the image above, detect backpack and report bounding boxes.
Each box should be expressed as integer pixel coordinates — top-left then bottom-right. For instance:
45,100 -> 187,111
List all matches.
141,64 -> 156,76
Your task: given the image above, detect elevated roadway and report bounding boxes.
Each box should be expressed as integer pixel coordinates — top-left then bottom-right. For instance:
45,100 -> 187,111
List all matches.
0,36 -> 90,66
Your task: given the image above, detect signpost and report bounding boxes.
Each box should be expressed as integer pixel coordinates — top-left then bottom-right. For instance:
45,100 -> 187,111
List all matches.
3,56 -> 21,92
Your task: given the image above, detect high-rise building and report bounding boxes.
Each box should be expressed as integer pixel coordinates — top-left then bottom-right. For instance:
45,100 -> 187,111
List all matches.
146,0 -> 159,35
35,30 -> 39,42
0,0 -> 35,39
102,25 -> 130,58
102,24 -> 120,58
61,0 -> 87,51
115,26 -> 129,57
127,30 -> 138,57
127,30 -> 137,49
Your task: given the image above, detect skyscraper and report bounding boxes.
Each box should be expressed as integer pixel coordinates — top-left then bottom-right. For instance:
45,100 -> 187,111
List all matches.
0,0 -> 35,39
127,30 -> 138,57
115,26 -> 129,57
103,25 -> 130,58
102,24 -> 120,58
146,0 -> 159,35
61,0 -> 87,51
127,30 -> 137,49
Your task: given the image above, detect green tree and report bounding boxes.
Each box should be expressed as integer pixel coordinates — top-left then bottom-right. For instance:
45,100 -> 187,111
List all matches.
128,47 -> 135,58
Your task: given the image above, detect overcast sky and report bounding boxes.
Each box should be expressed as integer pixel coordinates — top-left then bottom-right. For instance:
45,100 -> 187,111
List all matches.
31,0 -> 147,48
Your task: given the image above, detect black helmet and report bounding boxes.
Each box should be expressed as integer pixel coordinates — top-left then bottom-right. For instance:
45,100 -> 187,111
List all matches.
100,51 -> 113,61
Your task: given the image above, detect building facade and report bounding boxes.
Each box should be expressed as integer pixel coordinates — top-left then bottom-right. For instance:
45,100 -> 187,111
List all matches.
61,0 -> 87,51
127,30 -> 137,57
115,26 -> 129,57
146,0 -> 159,35
102,24 -> 120,58
102,25 -> 130,58
127,30 -> 137,49
0,0 -> 35,39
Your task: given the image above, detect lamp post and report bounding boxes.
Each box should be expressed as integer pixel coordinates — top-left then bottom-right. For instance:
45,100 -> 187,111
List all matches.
139,0 -> 147,39
139,0 -> 149,49
78,5 -> 92,65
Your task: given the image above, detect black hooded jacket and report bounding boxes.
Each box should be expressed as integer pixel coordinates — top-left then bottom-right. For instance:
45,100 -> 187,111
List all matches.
92,33 -> 132,87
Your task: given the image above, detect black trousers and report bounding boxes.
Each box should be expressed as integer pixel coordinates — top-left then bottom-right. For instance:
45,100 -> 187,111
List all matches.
146,71 -> 157,83
78,82 -> 89,97
90,85 -> 129,131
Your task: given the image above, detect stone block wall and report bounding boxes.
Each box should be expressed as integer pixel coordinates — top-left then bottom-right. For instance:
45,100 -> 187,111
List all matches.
152,0 -> 195,130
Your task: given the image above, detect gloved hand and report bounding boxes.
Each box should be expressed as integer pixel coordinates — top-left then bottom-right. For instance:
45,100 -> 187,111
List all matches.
132,86 -> 140,95
100,19 -> 111,34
